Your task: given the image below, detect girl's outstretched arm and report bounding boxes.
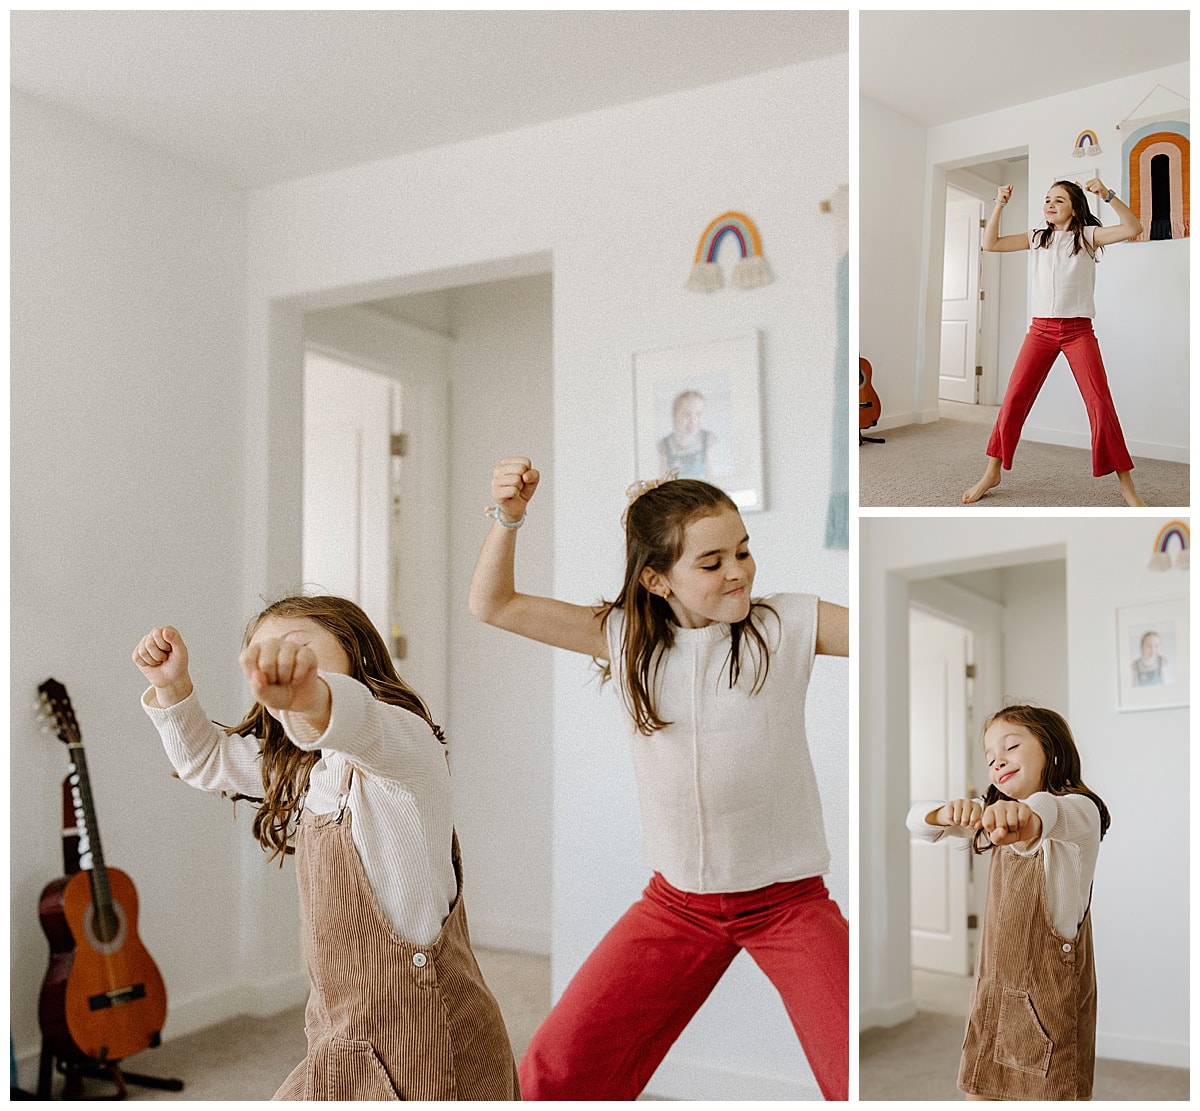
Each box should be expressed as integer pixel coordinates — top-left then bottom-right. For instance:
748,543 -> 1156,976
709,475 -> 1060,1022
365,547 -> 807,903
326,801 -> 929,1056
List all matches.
981,184 -> 1029,252
815,600 -> 849,657
469,456 -> 609,659
1086,179 -> 1143,245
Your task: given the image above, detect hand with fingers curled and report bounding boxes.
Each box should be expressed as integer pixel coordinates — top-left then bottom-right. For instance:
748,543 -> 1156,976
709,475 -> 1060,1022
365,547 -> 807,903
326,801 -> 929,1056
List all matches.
133,625 -> 194,708
490,456 -> 540,525
981,799 -> 1042,846
996,184 -> 1013,205
935,798 -> 984,830
239,637 -> 329,722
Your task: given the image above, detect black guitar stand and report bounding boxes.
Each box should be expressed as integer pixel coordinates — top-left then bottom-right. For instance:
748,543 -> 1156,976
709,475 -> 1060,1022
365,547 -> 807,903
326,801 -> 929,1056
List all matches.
36,1041 -> 184,1100
859,430 -> 886,445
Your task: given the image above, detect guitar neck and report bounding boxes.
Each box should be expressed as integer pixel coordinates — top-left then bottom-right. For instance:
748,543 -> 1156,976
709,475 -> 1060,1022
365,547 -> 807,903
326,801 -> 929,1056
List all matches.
67,741 -> 118,937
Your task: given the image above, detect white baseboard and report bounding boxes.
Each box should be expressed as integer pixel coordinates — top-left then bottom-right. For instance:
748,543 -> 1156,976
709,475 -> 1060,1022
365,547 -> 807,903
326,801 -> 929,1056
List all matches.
644,1055 -> 822,1101
1096,1031 -> 1189,1069
162,972 -> 309,1042
469,914 -> 551,956
859,997 -> 919,1030
1022,424 -> 1189,464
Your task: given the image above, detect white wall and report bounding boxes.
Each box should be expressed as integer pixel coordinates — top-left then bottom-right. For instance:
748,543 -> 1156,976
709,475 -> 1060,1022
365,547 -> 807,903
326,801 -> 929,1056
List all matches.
863,62 -> 1190,462
859,96 -> 927,425
242,55 -> 849,1100
445,274 -> 555,954
10,90 -> 261,1062
860,517 -> 1190,1068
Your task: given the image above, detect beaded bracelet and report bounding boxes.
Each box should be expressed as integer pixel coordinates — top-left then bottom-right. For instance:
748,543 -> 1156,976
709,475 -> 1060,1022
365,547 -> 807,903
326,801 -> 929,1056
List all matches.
486,505 -> 526,529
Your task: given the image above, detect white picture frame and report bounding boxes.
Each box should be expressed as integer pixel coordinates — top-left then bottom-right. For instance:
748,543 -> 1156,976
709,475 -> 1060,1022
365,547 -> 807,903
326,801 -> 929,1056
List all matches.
1115,597 -> 1189,712
632,332 -> 765,512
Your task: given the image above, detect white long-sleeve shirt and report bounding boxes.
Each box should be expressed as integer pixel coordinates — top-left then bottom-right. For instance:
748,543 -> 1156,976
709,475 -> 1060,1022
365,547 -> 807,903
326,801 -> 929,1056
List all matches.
142,670 -> 456,945
907,792 -> 1101,940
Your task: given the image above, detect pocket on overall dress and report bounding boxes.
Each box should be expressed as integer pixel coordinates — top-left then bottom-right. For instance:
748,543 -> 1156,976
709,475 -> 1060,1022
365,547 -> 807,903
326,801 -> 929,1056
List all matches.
321,1036 -> 401,1100
993,988 -> 1053,1077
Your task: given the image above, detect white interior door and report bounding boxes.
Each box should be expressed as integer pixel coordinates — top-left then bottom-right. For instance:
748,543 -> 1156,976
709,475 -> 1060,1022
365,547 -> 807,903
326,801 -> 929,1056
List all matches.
302,351 -> 395,648
909,608 -> 973,975
939,198 -> 983,404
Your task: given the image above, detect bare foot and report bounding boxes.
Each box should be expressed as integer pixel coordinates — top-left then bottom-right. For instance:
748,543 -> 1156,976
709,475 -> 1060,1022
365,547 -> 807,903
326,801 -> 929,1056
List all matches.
962,459 -> 1002,504
1117,470 -> 1145,507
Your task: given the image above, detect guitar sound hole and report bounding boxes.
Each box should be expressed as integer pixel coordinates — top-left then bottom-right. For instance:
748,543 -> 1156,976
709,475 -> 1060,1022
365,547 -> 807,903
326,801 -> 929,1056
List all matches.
84,901 -> 127,954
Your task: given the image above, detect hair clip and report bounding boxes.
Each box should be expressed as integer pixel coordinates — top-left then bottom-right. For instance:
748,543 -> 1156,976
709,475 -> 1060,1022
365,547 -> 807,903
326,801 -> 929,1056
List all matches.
625,469 -> 680,504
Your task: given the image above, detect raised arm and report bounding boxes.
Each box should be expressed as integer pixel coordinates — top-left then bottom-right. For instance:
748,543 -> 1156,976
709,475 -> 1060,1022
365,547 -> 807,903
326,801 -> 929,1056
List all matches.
981,184 -> 1029,253
468,457 -> 608,659
815,600 -> 849,657
1086,178 -> 1143,246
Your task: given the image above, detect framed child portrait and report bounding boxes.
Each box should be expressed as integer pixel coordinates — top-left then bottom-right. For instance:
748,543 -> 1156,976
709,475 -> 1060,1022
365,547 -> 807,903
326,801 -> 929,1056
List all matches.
632,332 -> 765,512
1115,597 -> 1189,711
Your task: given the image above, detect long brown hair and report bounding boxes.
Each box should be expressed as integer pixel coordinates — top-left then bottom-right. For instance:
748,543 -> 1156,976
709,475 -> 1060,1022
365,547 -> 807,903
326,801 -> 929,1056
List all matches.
1032,180 -> 1104,260
971,704 -> 1110,854
598,479 -> 776,736
224,595 -> 443,862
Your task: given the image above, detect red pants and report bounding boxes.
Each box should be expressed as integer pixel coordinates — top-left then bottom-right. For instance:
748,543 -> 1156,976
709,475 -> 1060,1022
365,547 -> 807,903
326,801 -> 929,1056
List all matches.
986,317 -> 1134,476
518,873 -> 848,1101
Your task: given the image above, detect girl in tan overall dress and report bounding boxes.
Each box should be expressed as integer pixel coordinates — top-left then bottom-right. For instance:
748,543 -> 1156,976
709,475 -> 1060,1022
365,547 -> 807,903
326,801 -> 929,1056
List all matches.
135,596 -> 519,1100
907,705 -> 1109,1101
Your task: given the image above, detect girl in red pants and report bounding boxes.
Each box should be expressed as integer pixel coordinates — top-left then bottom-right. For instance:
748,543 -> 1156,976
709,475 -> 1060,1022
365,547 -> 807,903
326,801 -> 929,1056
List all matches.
470,458 -> 849,1100
962,178 -> 1145,506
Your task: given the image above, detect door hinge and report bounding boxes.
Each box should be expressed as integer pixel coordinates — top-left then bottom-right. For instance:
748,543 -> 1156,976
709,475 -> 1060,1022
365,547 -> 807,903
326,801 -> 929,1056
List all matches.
390,432 -> 409,458
967,913 -> 979,930
979,289 -> 986,300
965,663 -> 977,678
974,366 -> 983,377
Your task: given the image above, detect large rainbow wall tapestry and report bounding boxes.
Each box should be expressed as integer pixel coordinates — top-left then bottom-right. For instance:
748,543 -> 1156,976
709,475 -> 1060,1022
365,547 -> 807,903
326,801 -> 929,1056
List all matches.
1121,119 -> 1190,241
685,211 -> 774,293
1148,520 -> 1190,571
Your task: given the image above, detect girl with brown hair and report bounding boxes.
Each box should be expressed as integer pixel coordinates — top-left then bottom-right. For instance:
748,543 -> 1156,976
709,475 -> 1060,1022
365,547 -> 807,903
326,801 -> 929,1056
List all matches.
133,595 -> 518,1100
469,456 -> 849,1100
908,705 -> 1110,1100
962,178 -> 1145,506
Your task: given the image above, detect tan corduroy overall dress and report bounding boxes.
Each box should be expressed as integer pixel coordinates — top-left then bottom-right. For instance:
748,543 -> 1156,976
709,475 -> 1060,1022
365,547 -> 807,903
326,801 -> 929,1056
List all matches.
959,842 -> 1096,1101
273,765 -> 520,1100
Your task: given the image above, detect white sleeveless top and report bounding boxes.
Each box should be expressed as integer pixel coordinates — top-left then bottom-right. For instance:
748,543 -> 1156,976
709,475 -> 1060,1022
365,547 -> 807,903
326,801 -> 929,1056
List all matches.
1028,226 -> 1097,319
605,593 -> 831,893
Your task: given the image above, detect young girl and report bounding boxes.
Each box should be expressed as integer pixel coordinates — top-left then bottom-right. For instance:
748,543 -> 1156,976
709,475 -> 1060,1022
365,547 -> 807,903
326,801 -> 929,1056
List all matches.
907,705 -> 1110,1101
469,457 -> 849,1100
132,595 -> 519,1101
962,178 -> 1145,507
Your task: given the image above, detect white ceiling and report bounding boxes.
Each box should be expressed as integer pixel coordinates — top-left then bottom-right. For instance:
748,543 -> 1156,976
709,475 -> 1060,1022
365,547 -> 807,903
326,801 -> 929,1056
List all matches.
860,11 -> 1189,128
10,10 -> 848,190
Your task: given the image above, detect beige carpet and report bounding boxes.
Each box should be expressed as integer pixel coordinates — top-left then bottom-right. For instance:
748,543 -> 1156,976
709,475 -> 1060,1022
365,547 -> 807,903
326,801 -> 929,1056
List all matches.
860,419 -> 1190,508
860,1010 -> 1190,1101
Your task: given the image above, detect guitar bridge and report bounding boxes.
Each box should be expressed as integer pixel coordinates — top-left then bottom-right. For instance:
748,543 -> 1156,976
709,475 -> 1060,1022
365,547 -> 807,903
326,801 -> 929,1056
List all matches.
88,983 -> 147,1011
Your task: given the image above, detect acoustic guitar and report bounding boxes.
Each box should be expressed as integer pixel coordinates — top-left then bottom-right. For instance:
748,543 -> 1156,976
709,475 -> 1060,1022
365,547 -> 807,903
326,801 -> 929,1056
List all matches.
859,356 -> 882,429
37,678 -> 167,1065
859,357 -> 885,444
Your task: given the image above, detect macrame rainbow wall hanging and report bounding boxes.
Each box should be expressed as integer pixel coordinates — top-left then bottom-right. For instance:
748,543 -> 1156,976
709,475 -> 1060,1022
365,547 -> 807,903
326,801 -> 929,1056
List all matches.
1072,129 -> 1103,158
685,211 -> 774,293
1148,520 -> 1190,571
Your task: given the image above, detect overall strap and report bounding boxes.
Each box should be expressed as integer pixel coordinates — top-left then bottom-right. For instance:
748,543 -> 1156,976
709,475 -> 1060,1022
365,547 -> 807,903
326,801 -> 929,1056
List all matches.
334,763 -> 355,823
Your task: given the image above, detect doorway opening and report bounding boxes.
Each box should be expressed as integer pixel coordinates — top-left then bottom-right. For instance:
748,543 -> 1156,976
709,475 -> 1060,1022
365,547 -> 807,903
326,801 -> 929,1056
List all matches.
901,553 -> 1066,1018
297,267 -> 555,959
